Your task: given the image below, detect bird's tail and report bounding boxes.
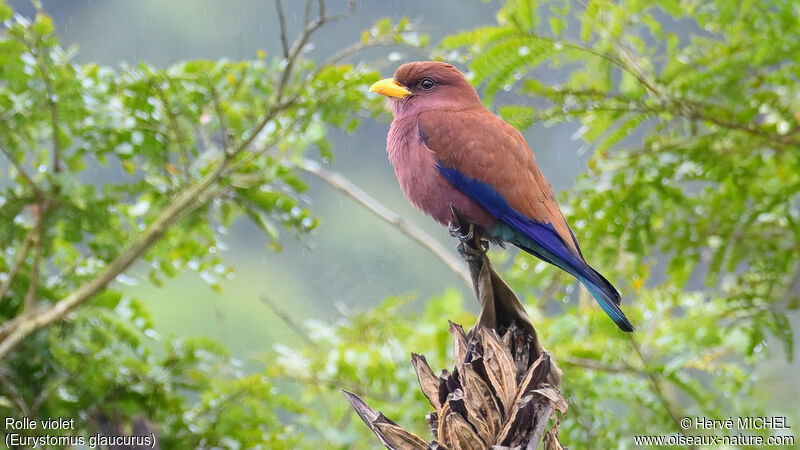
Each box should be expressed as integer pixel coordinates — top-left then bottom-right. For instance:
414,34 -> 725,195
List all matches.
573,265 -> 633,332
509,236 -> 634,332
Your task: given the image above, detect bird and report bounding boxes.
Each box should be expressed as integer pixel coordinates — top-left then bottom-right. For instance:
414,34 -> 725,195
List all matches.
369,61 -> 633,332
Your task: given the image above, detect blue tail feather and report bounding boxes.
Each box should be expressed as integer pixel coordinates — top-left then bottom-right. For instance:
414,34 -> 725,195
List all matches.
575,271 -> 633,332
436,165 -> 633,331
497,221 -> 634,332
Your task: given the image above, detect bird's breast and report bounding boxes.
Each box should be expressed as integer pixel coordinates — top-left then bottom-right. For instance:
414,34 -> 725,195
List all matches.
386,115 -> 495,230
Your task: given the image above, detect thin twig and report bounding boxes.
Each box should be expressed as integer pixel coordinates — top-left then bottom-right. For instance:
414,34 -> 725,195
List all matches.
0,143 -> 44,199
29,37 -> 62,175
248,2 -> 374,155
209,83 -> 232,155
235,98 -> 293,156
317,39 -> 424,73
0,228 -> 35,301
23,209 -> 44,312
0,370 -> 29,415
316,0 -> 324,18
532,33 -> 658,95
259,294 -> 314,346
275,0 -> 290,59
562,356 -> 638,374
223,124 -> 295,177
299,159 -> 471,288
614,39 -> 658,97
225,83 -> 364,177
275,0 -> 357,102
687,107 -> 799,146
539,272 -> 565,307
303,0 -> 313,29
774,267 -> 800,312
629,335 -> 689,438
155,82 -> 191,177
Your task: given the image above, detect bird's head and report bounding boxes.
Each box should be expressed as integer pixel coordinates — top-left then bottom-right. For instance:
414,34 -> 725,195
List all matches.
370,61 -> 482,118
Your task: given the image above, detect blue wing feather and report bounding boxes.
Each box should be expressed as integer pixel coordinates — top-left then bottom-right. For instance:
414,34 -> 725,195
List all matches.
438,165 -> 633,332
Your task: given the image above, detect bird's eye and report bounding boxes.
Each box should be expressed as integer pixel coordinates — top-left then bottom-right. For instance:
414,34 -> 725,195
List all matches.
419,78 -> 436,91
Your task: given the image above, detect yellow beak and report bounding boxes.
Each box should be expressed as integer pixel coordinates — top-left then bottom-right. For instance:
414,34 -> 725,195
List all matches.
369,78 -> 412,98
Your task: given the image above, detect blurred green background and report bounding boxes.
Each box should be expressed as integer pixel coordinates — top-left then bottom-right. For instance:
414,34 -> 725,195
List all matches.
2,0 -> 799,447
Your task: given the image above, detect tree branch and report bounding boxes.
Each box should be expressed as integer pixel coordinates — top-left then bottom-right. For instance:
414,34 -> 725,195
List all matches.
531,33 -> 659,96
629,335 -> 688,437
539,272 -> 565,307
0,143 -> 44,199
275,0 -> 290,59
23,208 -> 44,312
317,39 -> 424,73
0,0 -> 368,361
299,159 -> 471,288
0,228 -> 35,302
28,37 -> 62,175
209,82 -> 232,155
274,0 -> 357,102
0,158 -> 228,359
0,370 -> 29,416
685,106 -> 799,147
562,356 -> 638,374
259,294 -> 314,346
236,97 -> 293,156
155,82 -> 191,177
774,266 -> 800,312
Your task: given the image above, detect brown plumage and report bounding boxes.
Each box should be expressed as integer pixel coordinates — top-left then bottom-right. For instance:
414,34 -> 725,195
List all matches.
417,108 -> 579,256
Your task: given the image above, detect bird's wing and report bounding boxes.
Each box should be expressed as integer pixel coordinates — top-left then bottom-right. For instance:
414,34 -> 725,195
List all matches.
418,108 -> 581,258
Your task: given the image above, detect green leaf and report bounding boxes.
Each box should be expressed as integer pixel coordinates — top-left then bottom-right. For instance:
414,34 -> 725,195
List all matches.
549,17 -> 565,36
33,12 -> 55,35
0,3 -> 12,21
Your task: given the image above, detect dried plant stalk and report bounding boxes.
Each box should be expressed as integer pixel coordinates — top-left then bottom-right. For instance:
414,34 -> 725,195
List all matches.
343,207 -> 566,449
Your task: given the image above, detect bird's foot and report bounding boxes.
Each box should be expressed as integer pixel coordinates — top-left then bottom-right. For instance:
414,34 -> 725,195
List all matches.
453,228 -> 490,262
449,221 -> 475,243
448,204 -> 489,261
457,242 -> 484,262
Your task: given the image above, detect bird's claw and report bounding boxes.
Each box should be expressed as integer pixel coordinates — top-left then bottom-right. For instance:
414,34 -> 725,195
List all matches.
448,205 -> 488,261
454,230 -> 489,262
457,242 -> 482,262
449,221 -> 475,243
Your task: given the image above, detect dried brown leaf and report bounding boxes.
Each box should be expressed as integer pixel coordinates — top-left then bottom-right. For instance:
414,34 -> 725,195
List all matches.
543,428 -> 565,450
438,402 -> 453,448
373,422 -> 430,450
450,388 -> 492,444
512,353 -> 551,407
531,387 -> 568,417
426,411 -> 439,441
480,327 -> 518,415
447,390 -> 469,419
461,362 -> 502,440
341,389 -> 405,449
524,402 -> 553,450
442,406 -> 487,450
449,321 -> 468,369
496,394 -> 535,445
412,353 -> 442,410
501,323 -> 515,349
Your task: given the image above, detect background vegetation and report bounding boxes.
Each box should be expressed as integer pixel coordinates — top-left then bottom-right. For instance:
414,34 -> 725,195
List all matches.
0,0 -> 797,448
